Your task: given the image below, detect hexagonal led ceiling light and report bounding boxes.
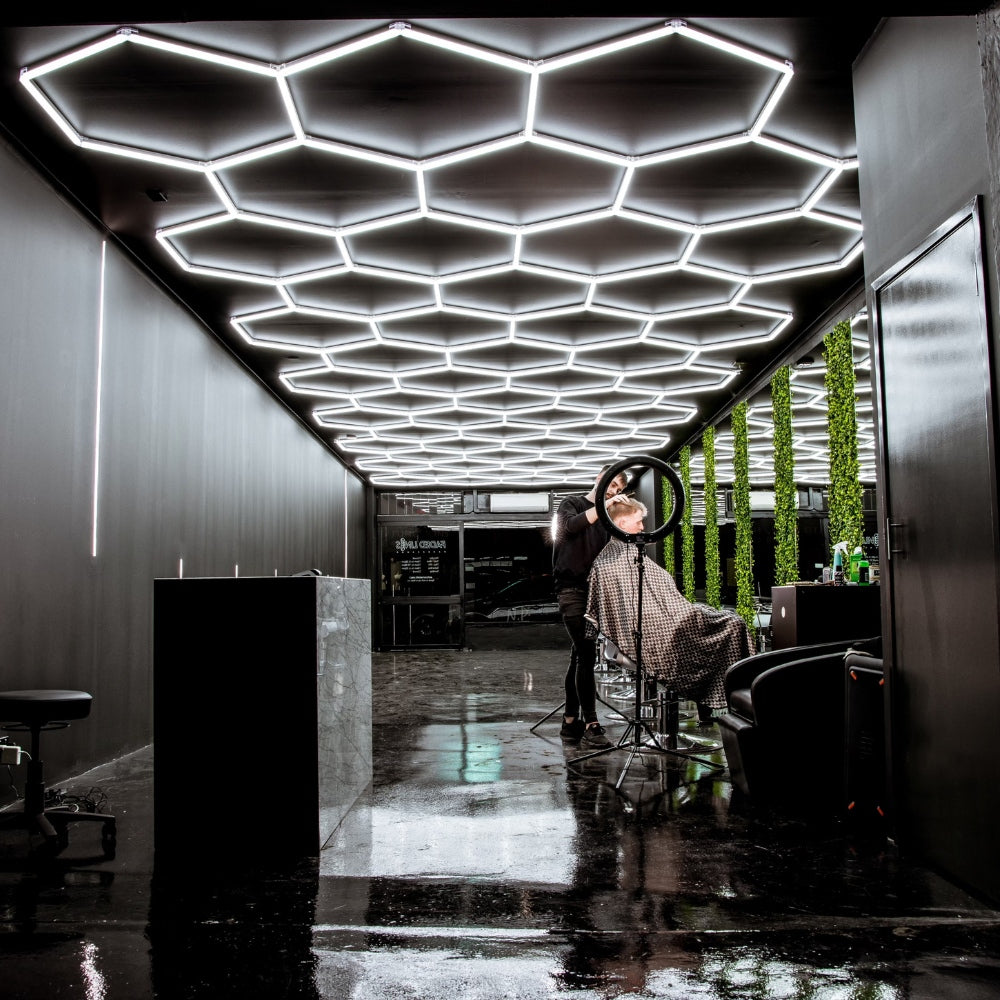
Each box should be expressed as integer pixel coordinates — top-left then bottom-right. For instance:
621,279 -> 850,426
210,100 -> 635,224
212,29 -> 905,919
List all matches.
20,19 -> 864,486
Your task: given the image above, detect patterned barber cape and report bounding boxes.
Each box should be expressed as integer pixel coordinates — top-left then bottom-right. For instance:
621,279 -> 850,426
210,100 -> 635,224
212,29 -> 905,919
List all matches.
586,538 -> 751,709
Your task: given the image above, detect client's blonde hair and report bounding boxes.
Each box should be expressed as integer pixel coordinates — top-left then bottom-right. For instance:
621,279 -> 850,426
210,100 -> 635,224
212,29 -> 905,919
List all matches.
606,494 -> 647,525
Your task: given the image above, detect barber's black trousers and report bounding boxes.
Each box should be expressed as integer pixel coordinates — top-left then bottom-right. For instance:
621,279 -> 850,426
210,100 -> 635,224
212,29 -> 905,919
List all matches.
557,587 -> 597,725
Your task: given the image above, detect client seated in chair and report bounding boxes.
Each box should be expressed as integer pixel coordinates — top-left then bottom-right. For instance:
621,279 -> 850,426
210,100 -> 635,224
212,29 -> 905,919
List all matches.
586,494 -> 753,720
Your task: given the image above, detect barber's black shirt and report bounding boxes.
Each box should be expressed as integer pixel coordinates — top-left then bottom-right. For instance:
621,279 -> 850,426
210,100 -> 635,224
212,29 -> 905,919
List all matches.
552,493 -> 609,592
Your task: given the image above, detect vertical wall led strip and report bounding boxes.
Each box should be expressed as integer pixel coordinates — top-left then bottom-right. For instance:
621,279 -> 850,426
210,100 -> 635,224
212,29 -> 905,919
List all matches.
344,471 -> 349,578
91,241 -> 107,558
179,558 -> 184,578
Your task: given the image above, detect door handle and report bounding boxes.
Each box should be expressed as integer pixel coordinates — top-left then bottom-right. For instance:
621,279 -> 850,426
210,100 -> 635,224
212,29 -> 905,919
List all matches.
887,518 -> 906,558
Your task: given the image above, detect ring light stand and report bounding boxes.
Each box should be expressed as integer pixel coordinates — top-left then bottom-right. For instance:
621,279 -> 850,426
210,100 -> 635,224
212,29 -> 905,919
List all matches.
570,456 -> 722,789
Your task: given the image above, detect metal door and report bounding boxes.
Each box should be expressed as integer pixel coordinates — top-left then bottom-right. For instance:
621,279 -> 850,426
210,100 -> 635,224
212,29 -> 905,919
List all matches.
873,201 -> 1000,898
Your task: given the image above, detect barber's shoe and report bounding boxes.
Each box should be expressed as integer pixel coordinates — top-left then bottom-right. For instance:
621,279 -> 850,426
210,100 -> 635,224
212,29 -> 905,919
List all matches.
581,723 -> 612,748
560,718 -> 585,741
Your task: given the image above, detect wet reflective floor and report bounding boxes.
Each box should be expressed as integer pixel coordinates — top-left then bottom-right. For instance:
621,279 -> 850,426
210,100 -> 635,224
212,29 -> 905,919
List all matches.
2,634 -> 1000,998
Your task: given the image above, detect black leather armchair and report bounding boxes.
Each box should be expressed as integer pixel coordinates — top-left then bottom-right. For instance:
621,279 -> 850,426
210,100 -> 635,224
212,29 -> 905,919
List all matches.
717,637 -> 879,812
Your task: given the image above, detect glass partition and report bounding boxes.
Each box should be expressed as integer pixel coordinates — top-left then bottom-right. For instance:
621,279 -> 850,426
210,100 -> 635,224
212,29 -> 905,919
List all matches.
376,490 -> 559,648
463,525 -> 557,624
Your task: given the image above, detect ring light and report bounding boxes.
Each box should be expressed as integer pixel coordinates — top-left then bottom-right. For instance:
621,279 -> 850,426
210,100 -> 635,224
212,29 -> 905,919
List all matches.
595,455 -> 684,545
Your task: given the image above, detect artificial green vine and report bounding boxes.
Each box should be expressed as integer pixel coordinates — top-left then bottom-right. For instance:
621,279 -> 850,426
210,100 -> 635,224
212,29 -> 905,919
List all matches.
732,401 -> 757,639
703,426 -> 721,608
680,445 -> 695,601
824,319 -> 863,561
660,474 -> 676,575
770,365 -> 799,585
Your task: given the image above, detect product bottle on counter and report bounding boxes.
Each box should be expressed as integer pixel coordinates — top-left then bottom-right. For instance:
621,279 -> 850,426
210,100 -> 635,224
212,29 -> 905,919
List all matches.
833,547 -> 845,586
850,546 -> 864,583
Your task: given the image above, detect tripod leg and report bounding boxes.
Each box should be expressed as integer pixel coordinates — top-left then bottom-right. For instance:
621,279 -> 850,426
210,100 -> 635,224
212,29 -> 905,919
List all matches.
614,746 -> 643,792
596,689 -> 628,719
529,701 -> 566,733
568,720 -> 636,764
638,713 -> 723,769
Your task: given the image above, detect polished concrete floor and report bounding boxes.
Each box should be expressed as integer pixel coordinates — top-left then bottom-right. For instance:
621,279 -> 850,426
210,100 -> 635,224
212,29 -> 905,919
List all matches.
2,631 -> 1000,998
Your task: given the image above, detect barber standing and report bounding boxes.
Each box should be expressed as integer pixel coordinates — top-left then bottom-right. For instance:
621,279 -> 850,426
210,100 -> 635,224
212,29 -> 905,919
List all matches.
552,465 -> 627,747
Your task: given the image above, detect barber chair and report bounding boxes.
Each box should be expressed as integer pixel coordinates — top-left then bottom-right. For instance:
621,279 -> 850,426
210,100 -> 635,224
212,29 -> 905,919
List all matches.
598,636 -> 721,755
716,638 -> 878,812
0,690 -> 117,858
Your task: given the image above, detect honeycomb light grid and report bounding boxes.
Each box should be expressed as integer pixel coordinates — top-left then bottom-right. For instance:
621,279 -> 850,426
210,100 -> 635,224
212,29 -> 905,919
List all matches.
21,19 -> 864,487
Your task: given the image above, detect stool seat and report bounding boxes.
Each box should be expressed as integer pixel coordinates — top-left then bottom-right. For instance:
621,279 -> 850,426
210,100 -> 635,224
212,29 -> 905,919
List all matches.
0,690 -> 92,725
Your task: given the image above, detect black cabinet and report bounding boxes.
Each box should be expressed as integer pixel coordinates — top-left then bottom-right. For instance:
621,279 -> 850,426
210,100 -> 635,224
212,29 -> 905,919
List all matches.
153,576 -> 371,868
771,584 -> 881,649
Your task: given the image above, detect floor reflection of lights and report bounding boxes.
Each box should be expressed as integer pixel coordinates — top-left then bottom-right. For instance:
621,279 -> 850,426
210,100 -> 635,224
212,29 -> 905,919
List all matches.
321,798 -> 576,884
308,941 -> 907,1000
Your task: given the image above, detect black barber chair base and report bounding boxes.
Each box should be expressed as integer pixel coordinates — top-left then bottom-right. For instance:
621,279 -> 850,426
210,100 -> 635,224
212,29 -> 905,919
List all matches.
586,638 -> 723,767
0,690 -> 117,860
644,687 -> 722,754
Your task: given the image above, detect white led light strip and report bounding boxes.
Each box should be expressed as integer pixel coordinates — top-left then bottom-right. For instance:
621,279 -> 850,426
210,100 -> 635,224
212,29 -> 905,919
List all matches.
91,241 -> 107,558
20,21 -> 864,485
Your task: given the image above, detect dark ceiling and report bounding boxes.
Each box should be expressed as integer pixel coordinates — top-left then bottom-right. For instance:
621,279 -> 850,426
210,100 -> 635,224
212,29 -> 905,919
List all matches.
0,14 -> 884,488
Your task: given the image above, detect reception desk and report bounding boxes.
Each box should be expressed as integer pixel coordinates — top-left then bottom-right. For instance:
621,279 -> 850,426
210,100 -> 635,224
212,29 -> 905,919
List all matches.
770,584 -> 882,649
153,575 -> 372,866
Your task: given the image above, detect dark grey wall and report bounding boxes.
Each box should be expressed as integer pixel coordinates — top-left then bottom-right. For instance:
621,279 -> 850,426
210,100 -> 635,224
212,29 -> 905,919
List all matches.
0,135 -> 367,781
854,16 -> 1000,901
855,17 -> 994,298
345,474 -> 371,581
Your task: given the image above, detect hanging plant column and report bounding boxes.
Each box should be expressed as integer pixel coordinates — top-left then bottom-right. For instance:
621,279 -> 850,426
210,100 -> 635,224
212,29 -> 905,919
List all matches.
732,401 -> 757,639
703,426 -> 721,608
771,365 -> 799,585
680,445 -> 695,600
661,473 -> 676,577
824,319 -> 864,560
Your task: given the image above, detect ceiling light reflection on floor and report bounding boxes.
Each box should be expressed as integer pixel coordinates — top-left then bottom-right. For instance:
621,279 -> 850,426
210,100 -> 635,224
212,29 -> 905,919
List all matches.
309,940 -> 906,999
363,803 -> 576,884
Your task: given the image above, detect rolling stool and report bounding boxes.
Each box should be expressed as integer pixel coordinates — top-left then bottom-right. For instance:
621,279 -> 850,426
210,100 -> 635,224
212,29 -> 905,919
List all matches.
0,690 -> 116,859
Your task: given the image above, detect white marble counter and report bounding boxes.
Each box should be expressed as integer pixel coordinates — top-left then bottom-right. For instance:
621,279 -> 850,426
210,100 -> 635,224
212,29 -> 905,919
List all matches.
316,577 -> 372,845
